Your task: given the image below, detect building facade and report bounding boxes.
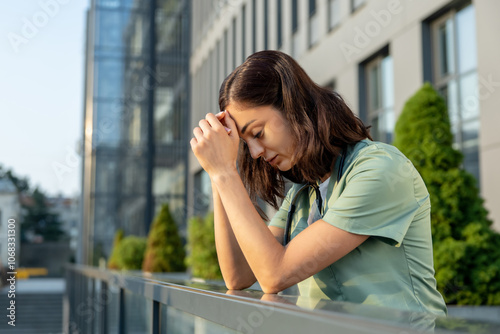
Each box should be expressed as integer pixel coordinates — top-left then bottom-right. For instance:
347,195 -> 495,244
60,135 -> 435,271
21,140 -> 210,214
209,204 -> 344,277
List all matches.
189,0 -> 500,230
81,0 -> 190,265
0,179 -> 20,268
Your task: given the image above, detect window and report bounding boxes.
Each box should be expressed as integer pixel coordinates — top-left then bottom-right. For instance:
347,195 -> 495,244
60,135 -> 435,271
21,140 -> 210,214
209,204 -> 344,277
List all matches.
328,0 -> 341,30
224,29 -> 228,74
430,4 -> 479,182
252,0 -> 257,53
242,4 -> 246,62
277,0 -> 283,48
324,80 -> 336,92
232,18 -> 237,67
291,0 -> 299,57
193,170 -> 211,216
363,52 -> 394,143
351,0 -> 365,13
292,0 -> 298,33
308,0 -> 319,47
264,0 -> 269,49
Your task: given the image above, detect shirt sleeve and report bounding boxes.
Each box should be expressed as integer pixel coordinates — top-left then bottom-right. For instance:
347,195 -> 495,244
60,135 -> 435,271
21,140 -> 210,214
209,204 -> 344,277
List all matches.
322,147 -> 423,246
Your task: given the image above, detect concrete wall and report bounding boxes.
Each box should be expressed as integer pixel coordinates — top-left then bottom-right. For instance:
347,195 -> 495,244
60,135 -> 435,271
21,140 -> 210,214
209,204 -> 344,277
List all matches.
475,0 -> 500,231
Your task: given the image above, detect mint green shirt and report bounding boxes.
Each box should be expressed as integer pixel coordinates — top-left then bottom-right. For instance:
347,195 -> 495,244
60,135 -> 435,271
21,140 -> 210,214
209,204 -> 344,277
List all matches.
269,140 -> 447,316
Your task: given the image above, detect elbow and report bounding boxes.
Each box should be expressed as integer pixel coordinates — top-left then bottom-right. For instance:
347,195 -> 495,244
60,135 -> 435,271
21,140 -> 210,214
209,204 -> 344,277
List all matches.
259,277 -> 285,294
224,277 -> 255,291
260,285 -> 281,294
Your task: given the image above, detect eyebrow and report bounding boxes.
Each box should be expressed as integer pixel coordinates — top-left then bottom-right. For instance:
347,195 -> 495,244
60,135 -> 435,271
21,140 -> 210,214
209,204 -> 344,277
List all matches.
241,119 -> 257,135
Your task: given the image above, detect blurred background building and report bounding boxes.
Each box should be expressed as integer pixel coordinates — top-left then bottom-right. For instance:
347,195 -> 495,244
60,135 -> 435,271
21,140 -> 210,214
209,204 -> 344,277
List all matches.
0,178 -> 20,268
81,0 -> 500,264
189,0 -> 500,231
81,0 -> 190,265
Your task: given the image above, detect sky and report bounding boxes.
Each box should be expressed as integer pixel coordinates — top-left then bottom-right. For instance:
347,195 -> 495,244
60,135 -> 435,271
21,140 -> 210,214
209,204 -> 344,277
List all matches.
0,0 -> 89,197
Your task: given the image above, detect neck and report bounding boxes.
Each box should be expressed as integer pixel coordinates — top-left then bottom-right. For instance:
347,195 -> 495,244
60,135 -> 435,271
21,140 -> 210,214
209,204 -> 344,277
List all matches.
320,173 -> 331,183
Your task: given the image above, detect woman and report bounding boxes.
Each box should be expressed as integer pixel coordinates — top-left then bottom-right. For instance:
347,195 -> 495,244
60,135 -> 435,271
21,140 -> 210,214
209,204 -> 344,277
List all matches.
190,50 -> 447,316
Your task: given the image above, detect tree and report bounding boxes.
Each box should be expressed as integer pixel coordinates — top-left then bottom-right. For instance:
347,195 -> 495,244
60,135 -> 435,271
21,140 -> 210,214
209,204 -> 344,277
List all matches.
115,236 -> 147,270
108,229 -> 124,269
142,204 -> 186,272
22,188 -> 65,242
0,165 -> 29,193
0,165 -> 65,242
186,212 -> 222,280
393,83 -> 500,305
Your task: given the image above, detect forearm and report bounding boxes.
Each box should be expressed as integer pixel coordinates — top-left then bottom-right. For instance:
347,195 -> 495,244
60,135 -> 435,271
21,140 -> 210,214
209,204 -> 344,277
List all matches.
212,170 -> 285,291
212,182 -> 257,289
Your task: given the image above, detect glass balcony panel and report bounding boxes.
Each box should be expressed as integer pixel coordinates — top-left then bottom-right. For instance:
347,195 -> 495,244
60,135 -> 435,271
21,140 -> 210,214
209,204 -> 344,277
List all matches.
161,305 -> 238,334
107,284 -> 120,333
125,291 -> 151,333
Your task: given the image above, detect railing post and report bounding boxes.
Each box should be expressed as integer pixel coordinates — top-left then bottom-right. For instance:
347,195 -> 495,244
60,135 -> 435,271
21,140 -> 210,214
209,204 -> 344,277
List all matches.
101,280 -> 108,334
118,288 -> 125,334
90,277 -> 95,332
152,300 -> 160,334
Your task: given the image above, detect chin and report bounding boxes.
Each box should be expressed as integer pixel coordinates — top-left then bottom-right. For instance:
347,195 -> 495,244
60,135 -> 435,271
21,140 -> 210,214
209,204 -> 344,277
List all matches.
277,161 -> 292,171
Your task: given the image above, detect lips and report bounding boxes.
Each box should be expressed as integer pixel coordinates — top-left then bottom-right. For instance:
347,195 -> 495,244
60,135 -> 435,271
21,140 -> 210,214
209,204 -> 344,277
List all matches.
267,155 -> 278,166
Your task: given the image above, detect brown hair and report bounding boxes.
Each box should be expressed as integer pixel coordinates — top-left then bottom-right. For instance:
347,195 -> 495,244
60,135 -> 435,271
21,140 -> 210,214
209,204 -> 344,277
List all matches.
219,50 -> 371,211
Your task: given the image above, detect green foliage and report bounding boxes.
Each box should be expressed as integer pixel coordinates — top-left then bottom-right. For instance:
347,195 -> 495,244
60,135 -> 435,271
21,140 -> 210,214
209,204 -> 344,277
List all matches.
142,204 -> 186,272
186,212 -> 222,280
108,229 -> 124,269
0,165 -> 65,242
393,83 -> 500,305
0,165 -> 29,193
114,236 -> 147,270
22,188 -> 65,242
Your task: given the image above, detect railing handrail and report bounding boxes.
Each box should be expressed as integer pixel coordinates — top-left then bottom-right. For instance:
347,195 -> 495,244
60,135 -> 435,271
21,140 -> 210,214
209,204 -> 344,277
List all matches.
65,264 -> 500,334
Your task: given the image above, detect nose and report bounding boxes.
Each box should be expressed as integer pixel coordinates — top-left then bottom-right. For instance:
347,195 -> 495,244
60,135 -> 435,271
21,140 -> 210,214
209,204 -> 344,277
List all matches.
247,140 -> 265,159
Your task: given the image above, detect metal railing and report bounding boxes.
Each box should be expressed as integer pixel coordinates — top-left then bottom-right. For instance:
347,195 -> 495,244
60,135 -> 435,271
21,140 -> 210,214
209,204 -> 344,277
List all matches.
64,264 -> 500,334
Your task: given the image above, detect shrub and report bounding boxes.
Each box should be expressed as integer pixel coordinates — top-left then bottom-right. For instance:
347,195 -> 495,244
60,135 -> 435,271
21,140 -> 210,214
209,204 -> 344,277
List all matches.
108,229 -> 124,269
393,83 -> 500,305
186,212 -> 222,280
142,204 -> 186,272
115,236 -> 147,270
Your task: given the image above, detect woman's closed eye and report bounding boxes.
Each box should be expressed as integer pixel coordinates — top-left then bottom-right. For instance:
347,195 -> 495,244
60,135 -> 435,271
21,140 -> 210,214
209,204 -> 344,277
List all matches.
253,130 -> 263,139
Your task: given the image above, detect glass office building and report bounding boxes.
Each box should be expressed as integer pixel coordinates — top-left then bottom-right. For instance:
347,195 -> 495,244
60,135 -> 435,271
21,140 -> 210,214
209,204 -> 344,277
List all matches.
81,0 -> 190,264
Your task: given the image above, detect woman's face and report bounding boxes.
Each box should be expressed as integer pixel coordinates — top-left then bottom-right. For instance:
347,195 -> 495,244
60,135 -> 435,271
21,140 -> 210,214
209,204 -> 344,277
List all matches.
226,103 -> 296,171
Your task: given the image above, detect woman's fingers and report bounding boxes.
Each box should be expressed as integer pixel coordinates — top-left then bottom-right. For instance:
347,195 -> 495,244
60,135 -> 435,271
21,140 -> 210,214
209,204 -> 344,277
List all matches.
206,112 -> 232,134
198,119 -> 212,134
223,111 -> 237,136
192,126 -> 204,141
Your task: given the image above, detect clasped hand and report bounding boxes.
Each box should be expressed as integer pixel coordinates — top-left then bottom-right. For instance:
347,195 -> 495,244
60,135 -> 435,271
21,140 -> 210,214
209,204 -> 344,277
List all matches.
190,111 -> 240,178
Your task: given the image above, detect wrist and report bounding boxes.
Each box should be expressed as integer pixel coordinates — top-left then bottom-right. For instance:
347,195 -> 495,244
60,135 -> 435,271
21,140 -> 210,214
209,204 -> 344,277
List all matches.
211,167 -> 240,187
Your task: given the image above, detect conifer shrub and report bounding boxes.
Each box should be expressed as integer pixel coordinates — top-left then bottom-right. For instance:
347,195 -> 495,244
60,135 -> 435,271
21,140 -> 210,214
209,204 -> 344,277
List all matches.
108,229 -> 124,269
142,203 -> 186,272
115,236 -> 147,270
393,83 -> 500,305
186,212 -> 222,280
